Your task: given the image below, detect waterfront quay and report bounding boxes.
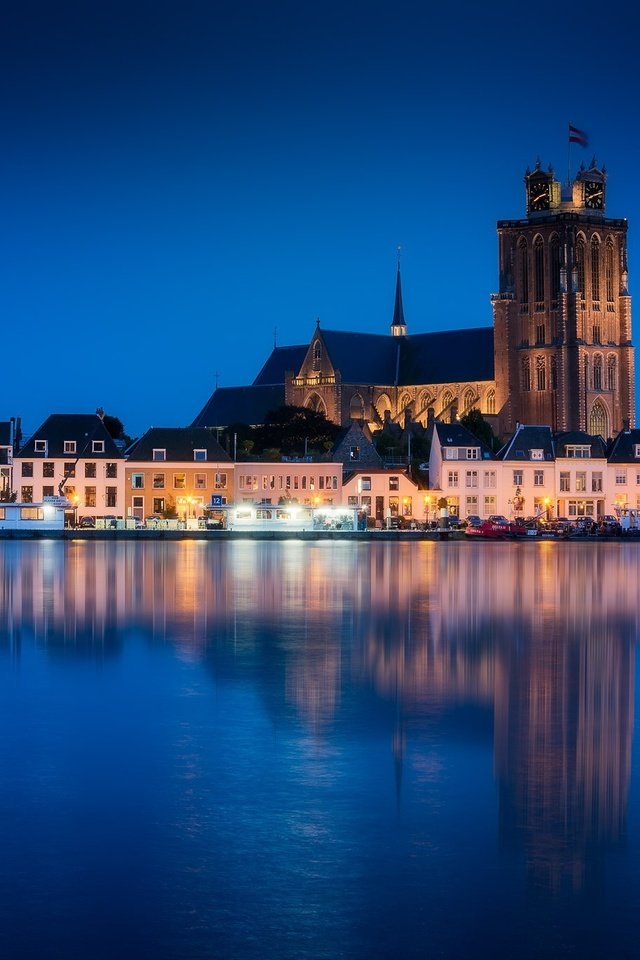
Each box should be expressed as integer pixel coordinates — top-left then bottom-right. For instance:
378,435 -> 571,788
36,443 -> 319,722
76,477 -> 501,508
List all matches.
0,528 -> 635,542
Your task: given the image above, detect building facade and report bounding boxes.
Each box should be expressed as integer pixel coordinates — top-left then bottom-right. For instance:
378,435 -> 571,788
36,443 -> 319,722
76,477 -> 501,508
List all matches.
124,427 -> 232,521
493,161 -> 635,437
13,413 -> 125,521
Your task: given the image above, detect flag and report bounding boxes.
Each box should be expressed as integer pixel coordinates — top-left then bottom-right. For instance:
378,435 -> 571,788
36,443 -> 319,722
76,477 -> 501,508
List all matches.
569,124 -> 589,148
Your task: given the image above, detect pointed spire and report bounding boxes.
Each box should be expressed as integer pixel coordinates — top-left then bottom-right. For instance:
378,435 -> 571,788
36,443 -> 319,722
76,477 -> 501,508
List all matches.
391,251 -> 407,336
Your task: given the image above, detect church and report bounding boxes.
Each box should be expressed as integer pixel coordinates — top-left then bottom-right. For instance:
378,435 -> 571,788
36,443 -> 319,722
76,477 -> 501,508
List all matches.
194,159 -> 635,440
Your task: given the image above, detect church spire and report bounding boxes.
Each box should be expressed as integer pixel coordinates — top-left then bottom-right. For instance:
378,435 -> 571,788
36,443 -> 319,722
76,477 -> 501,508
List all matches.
391,255 -> 407,337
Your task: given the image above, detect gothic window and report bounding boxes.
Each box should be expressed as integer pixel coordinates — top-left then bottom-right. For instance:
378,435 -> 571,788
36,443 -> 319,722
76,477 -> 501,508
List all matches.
518,238 -> 528,310
462,388 -> 475,413
399,392 -> 411,413
536,355 -> 546,391
593,354 -> 603,391
440,390 -> 454,413
522,357 -> 531,392
550,356 -> 557,391
305,392 -> 326,416
605,238 -> 615,306
417,391 -> 433,413
589,399 -> 608,437
550,234 -> 561,308
607,355 -> 617,392
313,340 -> 322,370
375,393 -> 392,421
486,389 -> 496,415
536,323 -> 545,345
349,394 -> 365,420
591,236 -> 601,306
534,235 -> 544,310
575,235 -> 585,305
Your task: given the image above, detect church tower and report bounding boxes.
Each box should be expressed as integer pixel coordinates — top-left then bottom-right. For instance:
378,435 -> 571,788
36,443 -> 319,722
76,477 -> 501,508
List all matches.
492,159 -> 635,437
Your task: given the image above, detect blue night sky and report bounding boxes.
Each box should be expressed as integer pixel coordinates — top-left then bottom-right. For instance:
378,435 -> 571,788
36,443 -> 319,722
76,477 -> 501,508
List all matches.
3,0 -> 640,438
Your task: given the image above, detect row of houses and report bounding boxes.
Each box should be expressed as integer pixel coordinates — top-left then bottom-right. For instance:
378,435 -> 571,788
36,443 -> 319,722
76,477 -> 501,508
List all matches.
3,412 -> 640,525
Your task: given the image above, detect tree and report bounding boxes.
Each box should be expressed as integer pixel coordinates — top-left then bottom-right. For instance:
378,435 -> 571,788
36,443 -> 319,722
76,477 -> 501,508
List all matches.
253,406 -> 340,456
459,408 -> 497,451
0,485 -> 17,502
102,413 -> 134,448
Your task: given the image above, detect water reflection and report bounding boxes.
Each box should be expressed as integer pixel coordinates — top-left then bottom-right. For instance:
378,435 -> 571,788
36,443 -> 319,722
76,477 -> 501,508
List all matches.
0,539 -> 637,898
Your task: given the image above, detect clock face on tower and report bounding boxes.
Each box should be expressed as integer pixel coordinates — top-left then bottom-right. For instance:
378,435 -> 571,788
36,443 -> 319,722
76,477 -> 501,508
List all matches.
529,180 -> 550,212
584,180 -> 604,209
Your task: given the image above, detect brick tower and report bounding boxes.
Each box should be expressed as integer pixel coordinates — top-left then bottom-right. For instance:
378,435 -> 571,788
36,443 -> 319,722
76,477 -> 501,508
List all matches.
492,159 -> 635,437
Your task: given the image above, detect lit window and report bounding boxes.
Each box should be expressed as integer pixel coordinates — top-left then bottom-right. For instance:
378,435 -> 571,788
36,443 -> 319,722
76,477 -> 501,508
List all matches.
174,473 -> 186,489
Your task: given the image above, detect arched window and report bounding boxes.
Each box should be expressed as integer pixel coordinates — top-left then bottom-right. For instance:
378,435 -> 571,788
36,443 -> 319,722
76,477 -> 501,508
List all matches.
536,356 -> 546,391
417,391 -> 432,412
591,236 -> 600,305
462,388 -> 475,413
607,355 -> 617,392
605,239 -> 615,305
593,354 -> 603,391
313,341 -> 322,370
550,234 -> 561,308
589,399 -> 608,437
305,392 -> 326,416
375,393 -> 392,421
534,235 -> 544,309
486,389 -> 496,415
522,357 -> 531,392
349,393 -> 364,420
518,238 -> 528,309
399,392 -> 411,412
575,235 -> 586,304
440,390 -> 454,414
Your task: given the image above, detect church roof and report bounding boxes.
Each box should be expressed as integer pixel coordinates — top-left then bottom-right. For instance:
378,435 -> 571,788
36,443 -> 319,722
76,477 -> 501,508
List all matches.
192,384 -> 285,429
317,326 -> 494,386
398,328 -> 494,384
253,345 -> 309,385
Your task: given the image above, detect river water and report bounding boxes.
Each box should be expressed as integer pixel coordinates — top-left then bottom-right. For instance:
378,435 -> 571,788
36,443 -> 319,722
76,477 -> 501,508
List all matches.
1,539 -> 639,959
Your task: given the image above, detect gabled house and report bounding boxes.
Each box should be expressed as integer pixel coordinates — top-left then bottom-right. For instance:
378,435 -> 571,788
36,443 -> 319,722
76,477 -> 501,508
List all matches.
497,424 -> 556,519
13,413 -> 125,519
125,427 -> 232,521
554,431 -> 608,520
330,421 -> 383,472
429,420 -> 496,518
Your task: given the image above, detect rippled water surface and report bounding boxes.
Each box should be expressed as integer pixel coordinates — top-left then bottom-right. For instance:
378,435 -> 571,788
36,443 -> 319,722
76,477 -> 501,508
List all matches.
1,539 -> 640,959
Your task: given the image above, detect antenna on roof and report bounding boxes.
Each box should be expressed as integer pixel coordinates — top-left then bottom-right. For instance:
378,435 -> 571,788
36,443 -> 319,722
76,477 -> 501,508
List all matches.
215,371 -> 219,390
397,244 -> 402,266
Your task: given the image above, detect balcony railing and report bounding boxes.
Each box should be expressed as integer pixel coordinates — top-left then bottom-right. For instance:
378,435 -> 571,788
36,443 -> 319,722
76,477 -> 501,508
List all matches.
291,375 -> 336,387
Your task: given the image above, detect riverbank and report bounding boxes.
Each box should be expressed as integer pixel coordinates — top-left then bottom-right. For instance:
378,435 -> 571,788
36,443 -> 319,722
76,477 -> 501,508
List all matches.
0,528 -> 635,542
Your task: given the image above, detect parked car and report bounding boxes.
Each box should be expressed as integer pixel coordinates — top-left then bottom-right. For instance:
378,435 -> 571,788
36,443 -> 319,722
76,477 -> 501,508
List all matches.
598,515 -> 621,535
466,515 -> 482,527
77,516 -> 96,529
